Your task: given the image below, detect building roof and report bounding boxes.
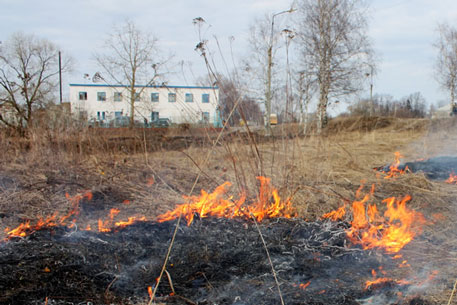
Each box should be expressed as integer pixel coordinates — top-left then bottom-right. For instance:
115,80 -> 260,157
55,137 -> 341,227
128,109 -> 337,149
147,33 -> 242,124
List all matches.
69,83 -> 218,90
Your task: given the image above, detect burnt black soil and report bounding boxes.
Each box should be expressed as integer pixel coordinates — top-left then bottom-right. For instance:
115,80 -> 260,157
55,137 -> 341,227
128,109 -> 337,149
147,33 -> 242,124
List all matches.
377,156 -> 457,180
0,218 -> 435,305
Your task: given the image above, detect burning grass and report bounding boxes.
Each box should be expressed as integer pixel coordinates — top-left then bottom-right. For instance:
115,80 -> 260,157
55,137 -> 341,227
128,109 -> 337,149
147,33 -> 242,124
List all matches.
0,116 -> 457,304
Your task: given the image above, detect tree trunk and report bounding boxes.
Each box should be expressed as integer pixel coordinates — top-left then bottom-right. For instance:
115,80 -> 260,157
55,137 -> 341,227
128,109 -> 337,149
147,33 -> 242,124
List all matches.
451,80 -> 455,113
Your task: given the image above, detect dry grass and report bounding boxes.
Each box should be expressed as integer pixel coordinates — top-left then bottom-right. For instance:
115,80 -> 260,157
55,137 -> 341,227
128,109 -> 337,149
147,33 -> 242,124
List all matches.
1,116 -> 457,303
0,116 -> 455,226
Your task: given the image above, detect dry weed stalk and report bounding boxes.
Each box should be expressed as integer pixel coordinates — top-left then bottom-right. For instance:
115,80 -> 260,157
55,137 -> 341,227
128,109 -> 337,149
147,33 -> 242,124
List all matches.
447,278 -> 457,305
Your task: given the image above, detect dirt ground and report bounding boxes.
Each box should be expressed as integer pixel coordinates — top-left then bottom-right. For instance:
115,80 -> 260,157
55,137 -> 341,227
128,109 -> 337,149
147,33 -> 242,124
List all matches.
1,116 -> 457,304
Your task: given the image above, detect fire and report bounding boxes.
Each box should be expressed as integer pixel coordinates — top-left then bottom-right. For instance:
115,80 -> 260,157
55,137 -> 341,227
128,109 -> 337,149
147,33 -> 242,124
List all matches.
299,281 -> 311,290
365,268 -> 410,290
322,205 -> 346,221
147,286 -> 153,300
147,177 -> 155,186
322,184 -> 426,254
115,216 -> 147,229
98,209 -> 120,232
4,177 -> 294,240
446,172 -> 457,184
5,191 -> 93,239
348,194 -> 425,253
382,152 -> 409,179
157,176 -> 295,226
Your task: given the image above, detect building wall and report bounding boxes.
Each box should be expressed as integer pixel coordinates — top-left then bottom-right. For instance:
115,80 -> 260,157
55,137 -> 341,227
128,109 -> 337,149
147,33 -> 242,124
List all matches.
69,84 -> 220,125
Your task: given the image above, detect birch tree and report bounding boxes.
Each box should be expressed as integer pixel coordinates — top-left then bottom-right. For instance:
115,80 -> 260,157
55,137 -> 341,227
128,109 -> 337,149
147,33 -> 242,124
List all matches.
94,21 -> 169,127
434,23 -> 457,114
243,13 -> 290,133
297,0 -> 374,132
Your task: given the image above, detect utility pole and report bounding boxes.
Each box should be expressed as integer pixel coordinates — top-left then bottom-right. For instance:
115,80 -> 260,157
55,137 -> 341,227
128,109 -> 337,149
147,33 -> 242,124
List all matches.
265,8 -> 295,135
369,65 -> 373,116
59,51 -> 62,104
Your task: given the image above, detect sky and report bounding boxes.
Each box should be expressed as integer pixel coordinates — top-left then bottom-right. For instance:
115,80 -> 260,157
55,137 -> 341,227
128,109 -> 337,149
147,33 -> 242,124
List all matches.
2,0 -> 457,109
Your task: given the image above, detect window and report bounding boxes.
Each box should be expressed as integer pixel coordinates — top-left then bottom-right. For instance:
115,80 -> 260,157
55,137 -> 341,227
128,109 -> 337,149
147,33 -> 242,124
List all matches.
97,111 -> 106,120
114,92 -> 122,102
202,93 -> 209,103
115,111 -> 122,118
168,93 -> 176,103
97,92 -> 106,101
79,92 -> 87,100
185,93 -> 193,103
151,92 -> 159,102
151,112 -> 159,121
202,112 -> 210,123
134,92 -> 141,102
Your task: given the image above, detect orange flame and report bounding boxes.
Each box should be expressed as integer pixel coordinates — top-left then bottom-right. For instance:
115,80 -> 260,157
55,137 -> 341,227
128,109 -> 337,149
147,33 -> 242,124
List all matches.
382,152 -> 409,179
157,177 -> 295,226
299,281 -> 311,290
446,172 -> 457,184
348,193 -> 426,253
147,286 -> 153,300
322,205 -> 346,221
365,268 -> 410,290
115,216 -> 147,229
5,191 -> 93,239
98,209 -> 120,232
147,177 -> 155,186
322,184 -> 425,254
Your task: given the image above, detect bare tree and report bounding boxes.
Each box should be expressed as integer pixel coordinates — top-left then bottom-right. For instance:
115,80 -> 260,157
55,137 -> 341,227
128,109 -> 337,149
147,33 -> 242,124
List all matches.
297,70 -> 316,134
434,22 -> 457,114
0,33 -> 70,133
94,20 -> 169,127
296,0 -> 375,133
243,13 -> 292,133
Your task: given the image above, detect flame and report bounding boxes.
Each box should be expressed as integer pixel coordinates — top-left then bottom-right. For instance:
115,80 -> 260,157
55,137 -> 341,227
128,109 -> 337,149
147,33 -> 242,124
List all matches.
299,281 -> 311,290
5,191 -> 93,239
322,205 -> 346,221
399,260 -> 410,268
147,286 -> 153,300
382,152 -> 409,179
348,194 -> 426,253
365,268 -> 410,290
98,209 -> 120,232
4,177 -> 293,240
157,177 -> 295,226
446,172 -> 457,184
322,184 -> 426,254
115,216 -> 147,229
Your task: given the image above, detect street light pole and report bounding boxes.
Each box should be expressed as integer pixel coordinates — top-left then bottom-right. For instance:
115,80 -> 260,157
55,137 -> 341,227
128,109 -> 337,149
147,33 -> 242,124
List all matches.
265,8 -> 295,135
59,51 -> 62,104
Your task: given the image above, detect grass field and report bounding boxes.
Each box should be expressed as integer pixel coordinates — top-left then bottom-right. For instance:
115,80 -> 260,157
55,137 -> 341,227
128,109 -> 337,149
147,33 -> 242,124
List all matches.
1,116 -> 457,303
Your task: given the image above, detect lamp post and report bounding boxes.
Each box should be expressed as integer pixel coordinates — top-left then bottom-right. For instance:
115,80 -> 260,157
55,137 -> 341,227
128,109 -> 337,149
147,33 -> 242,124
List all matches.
282,28 -> 294,123
265,8 -> 295,134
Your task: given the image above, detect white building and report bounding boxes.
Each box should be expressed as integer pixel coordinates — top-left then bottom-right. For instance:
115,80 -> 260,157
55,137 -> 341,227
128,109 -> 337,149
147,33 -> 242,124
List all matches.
432,103 -> 457,119
69,84 -> 221,126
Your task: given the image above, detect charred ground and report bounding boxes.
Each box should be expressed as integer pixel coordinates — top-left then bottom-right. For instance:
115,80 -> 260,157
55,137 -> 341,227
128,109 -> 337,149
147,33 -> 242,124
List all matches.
0,217 -> 438,305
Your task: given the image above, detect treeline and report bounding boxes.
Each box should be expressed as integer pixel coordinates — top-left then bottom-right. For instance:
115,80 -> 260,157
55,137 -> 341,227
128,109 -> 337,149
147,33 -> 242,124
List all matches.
344,92 -> 429,118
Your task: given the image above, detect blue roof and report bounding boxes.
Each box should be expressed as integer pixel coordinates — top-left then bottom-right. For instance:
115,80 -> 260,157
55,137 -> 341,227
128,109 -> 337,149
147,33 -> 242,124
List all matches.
69,83 -> 218,90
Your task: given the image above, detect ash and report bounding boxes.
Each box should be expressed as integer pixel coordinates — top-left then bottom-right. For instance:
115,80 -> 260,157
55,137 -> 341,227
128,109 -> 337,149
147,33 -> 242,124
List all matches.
0,218 -> 433,305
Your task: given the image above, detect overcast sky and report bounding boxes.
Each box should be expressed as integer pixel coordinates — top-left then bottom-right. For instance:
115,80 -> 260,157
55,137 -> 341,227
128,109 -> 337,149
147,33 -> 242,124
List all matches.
2,0 -> 457,109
